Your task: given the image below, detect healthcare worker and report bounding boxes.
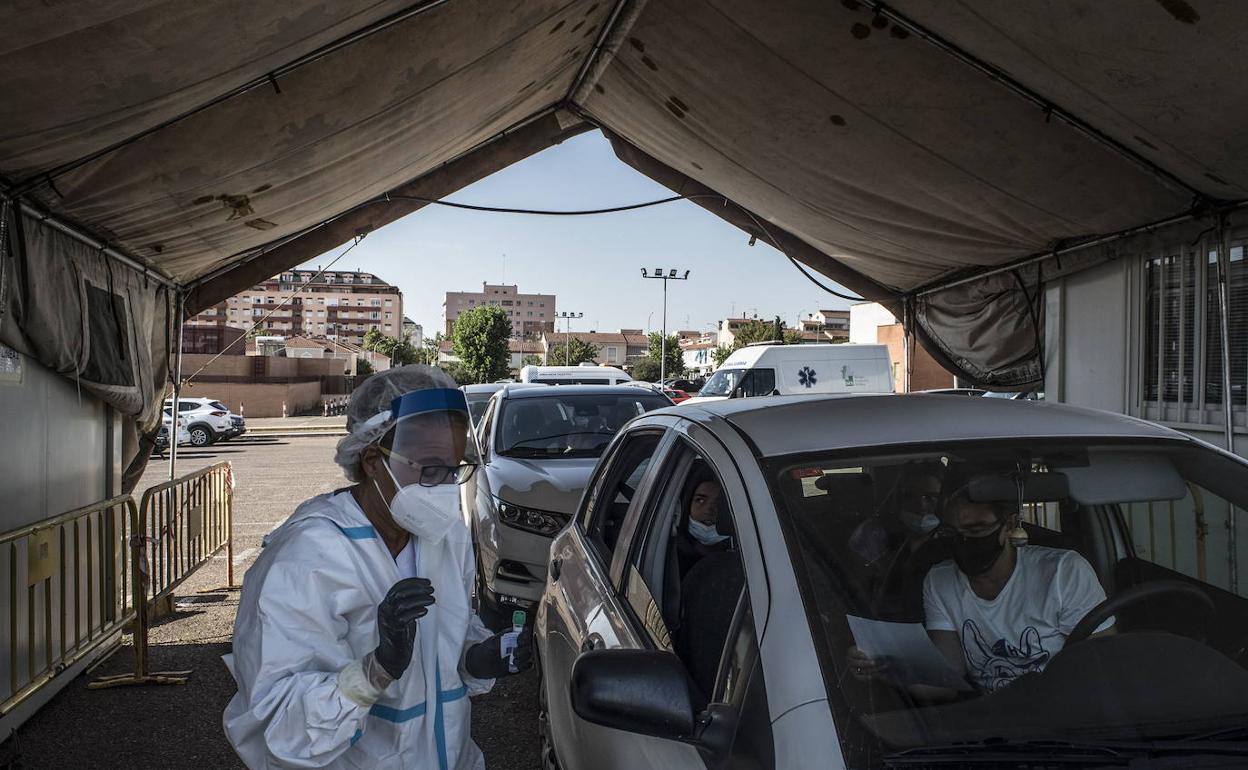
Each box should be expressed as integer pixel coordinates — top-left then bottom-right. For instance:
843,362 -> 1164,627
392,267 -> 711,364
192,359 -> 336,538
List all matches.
224,366 -> 532,769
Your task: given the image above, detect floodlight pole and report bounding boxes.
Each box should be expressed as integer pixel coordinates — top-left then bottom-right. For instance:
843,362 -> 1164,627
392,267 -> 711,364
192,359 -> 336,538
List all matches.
558,311 -> 582,365
641,268 -> 690,382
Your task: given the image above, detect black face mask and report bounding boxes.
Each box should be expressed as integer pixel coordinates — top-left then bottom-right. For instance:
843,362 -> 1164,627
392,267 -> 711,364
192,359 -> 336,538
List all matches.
954,525 -> 1005,578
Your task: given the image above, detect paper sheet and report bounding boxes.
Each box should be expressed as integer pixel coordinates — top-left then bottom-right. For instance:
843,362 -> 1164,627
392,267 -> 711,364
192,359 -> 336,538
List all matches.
847,615 -> 973,691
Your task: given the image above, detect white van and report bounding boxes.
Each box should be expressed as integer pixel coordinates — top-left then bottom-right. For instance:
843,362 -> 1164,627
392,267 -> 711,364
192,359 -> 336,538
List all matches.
682,343 -> 893,404
519,363 -> 631,385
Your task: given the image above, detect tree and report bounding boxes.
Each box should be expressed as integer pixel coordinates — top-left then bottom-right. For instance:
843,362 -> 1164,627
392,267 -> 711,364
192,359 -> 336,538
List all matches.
363,328 -> 418,366
546,336 -> 599,366
630,358 -> 662,382
414,332 -> 444,366
441,363 -> 475,386
452,306 -> 512,383
521,354 -> 542,368
782,328 -> 805,345
711,345 -> 734,368
355,357 -> 374,375
732,318 -> 783,347
646,332 -> 684,378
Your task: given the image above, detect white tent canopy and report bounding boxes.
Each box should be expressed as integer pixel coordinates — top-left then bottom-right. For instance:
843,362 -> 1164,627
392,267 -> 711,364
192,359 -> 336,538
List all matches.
2,0 -> 1246,456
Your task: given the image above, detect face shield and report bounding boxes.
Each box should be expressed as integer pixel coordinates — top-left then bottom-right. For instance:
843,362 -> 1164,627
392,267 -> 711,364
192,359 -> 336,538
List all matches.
377,388 -> 480,488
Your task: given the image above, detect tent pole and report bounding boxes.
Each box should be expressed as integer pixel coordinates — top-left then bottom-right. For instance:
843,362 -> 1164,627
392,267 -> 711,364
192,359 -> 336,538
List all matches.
1215,219 -> 1237,593
169,292 -> 186,482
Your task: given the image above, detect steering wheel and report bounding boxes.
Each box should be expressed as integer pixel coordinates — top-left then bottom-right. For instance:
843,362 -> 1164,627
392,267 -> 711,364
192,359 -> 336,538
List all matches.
1066,579 -> 1215,646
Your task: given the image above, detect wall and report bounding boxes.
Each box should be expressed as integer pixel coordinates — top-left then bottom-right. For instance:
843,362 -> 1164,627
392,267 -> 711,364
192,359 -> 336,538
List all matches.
180,380 -> 322,417
849,302 -> 898,344
877,324 -> 956,391
180,353 -> 347,378
0,350 -> 119,530
1044,258 -> 1130,413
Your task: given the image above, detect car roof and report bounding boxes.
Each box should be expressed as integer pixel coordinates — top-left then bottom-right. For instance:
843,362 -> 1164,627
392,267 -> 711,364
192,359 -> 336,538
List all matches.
667,394 -> 1190,457
462,383 -> 506,394
501,384 -> 669,399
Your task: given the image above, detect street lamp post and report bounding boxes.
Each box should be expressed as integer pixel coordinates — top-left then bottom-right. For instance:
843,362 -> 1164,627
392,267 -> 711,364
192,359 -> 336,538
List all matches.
641,268 -> 690,383
557,311 -> 583,364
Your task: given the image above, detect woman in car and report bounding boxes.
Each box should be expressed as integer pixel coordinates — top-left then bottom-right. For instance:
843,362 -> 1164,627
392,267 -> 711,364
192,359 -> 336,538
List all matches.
675,467 -> 730,577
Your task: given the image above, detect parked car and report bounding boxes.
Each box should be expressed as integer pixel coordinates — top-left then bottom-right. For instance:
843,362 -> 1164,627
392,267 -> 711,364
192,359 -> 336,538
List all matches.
664,388 -> 691,403
919,387 -> 988,397
537,394 -> 1248,769
164,397 -> 242,446
157,409 -> 192,451
684,343 -> 893,404
461,383 -> 545,426
663,378 -> 704,393
984,390 -> 1044,400
462,384 -> 671,629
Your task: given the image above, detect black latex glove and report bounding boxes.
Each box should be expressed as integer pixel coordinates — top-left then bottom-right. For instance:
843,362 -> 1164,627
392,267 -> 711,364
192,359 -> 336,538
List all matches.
374,577 -> 435,680
464,627 -> 533,679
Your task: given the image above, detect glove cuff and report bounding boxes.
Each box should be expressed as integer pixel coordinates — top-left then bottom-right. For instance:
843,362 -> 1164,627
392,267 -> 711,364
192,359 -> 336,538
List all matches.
338,653 -> 393,707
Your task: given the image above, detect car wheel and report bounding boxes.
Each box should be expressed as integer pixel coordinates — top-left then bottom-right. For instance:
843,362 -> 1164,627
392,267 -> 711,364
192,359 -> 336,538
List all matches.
189,425 -> 213,447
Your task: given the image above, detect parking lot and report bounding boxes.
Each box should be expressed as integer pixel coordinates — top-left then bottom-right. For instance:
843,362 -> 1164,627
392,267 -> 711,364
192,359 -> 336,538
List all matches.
6,435 -> 538,770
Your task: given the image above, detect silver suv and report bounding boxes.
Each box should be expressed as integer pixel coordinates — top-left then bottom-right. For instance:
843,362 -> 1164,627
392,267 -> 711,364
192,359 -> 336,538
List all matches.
462,384 -> 670,629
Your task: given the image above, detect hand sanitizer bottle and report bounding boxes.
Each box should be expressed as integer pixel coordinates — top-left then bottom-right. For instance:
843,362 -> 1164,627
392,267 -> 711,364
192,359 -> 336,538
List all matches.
500,610 -> 526,674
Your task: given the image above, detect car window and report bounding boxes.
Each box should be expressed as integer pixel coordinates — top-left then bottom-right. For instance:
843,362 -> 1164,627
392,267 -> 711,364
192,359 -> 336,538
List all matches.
495,392 -> 668,459
177,401 -> 196,412
624,442 -> 746,700
477,399 -> 496,454
580,430 -> 664,565
765,440 -> 1248,768
742,368 -> 776,397
210,401 -> 229,411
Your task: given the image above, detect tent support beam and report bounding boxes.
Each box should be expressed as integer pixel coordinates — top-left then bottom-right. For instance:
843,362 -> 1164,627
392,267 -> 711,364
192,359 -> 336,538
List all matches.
3,196 -> 180,290
913,201 -> 1248,298
7,0 -> 456,197
868,1 -> 1209,204
566,0 -> 634,103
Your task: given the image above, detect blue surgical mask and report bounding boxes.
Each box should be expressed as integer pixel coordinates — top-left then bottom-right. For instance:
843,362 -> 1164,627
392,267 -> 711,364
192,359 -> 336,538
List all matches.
900,510 -> 941,535
688,518 -> 728,546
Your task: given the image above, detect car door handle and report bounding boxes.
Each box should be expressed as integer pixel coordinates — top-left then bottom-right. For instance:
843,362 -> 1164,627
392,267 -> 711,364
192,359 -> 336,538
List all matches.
549,558 -> 561,582
580,634 -> 603,653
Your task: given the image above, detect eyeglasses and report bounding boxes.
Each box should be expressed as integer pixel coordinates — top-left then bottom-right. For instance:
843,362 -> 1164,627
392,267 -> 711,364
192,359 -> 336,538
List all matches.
379,446 -> 478,486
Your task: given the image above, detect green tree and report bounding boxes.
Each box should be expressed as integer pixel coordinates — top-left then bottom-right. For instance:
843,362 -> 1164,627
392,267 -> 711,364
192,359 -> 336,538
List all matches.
546,336 -> 599,366
441,363 -> 475,386
711,345 -> 734,368
364,329 -> 419,366
413,332 -> 444,366
646,332 -> 685,378
452,306 -> 512,383
355,357 -> 374,375
732,318 -> 783,347
522,354 -> 542,367
782,328 -> 805,345
630,358 -> 662,382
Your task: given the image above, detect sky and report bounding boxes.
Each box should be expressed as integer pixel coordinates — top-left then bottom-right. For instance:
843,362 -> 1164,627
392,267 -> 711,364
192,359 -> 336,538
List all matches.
296,130 -> 855,338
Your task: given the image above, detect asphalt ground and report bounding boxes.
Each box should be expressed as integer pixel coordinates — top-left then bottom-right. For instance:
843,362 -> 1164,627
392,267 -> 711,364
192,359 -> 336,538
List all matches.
2,435 -> 539,770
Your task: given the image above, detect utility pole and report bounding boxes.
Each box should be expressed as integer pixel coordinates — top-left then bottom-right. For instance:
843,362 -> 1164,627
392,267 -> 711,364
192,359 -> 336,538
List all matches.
557,311 -> 583,365
641,268 -> 690,382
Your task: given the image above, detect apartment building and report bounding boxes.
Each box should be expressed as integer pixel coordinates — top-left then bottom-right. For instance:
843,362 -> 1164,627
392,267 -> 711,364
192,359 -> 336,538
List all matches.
443,282 -> 555,339
185,269 -> 403,346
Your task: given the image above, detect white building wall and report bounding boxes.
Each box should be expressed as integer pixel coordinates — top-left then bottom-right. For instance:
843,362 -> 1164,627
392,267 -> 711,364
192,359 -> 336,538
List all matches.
849,302 -> 897,344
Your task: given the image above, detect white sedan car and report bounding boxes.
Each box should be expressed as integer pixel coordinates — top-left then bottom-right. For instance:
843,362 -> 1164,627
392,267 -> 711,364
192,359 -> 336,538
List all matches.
537,395 -> 1248,770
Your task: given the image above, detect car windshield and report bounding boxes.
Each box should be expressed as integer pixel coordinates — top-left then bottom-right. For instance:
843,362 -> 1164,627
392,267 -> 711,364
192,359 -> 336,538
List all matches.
766,438 -> 1248,768
699,368 -> 745,397
496,393 -> 669,458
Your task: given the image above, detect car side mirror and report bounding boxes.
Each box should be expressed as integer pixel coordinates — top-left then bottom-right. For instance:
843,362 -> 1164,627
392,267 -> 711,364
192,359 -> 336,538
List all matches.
571,649 -> 696,741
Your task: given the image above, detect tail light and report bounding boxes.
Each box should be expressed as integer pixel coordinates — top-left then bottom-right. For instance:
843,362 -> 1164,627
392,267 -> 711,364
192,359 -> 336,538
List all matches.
210,411 -> 228,416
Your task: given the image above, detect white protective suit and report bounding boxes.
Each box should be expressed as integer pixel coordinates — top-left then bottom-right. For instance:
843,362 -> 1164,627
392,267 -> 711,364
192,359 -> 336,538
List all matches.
223,489 -> 494,770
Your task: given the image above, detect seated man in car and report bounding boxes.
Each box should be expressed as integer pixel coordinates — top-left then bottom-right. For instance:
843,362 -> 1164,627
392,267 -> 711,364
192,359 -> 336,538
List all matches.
675,470 -> 731,576
849,462 -> 955,622
851,484 -> 1112,696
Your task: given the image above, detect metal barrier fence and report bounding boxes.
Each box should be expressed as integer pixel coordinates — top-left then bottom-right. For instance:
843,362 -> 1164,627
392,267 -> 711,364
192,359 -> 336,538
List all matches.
91,461 -> 235,689
1,495 -> 136,717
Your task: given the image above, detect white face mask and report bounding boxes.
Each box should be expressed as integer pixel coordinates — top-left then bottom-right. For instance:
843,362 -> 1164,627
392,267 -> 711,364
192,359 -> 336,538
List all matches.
375,463 -> 462,543
900,510 -> 942,535
688,518 -> 729,546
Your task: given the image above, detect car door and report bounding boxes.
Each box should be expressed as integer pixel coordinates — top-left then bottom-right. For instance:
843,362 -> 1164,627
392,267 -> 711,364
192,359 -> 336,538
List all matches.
462,396 -> 497,530
539,421 -> 675,770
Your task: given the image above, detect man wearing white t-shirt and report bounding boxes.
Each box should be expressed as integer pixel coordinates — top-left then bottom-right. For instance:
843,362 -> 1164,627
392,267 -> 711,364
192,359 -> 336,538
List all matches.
922,490 -> 1113,694
849,487 -> 1112,697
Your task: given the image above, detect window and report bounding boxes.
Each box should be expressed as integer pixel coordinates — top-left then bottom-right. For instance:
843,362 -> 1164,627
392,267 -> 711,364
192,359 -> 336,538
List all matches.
580,430 -> 665,562
1141,243 -> 1246,426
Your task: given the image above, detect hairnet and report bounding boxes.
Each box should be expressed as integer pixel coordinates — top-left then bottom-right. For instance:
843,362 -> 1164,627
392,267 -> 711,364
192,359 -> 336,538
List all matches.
334,365 -> 459,482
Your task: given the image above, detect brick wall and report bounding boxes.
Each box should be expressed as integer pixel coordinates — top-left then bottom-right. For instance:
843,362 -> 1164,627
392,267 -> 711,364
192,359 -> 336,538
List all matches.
876,324 -> 957,392
180,380 -> 322,417
180,354 -> 347,378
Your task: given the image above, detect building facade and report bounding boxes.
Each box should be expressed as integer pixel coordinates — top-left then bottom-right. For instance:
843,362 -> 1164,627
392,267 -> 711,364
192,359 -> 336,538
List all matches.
849,302 -> 957,392
185,269 -> 403,347
540,330 -> 648,367
442,283 -> 555,339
